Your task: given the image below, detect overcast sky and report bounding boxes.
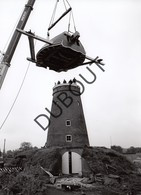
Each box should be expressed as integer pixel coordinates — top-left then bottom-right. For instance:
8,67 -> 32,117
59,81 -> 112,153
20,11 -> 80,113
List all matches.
0,0 -> 141,151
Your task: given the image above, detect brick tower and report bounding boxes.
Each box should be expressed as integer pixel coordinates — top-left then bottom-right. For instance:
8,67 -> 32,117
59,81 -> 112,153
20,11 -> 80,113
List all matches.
46,79 -> 89,148
46,79 -> 90,175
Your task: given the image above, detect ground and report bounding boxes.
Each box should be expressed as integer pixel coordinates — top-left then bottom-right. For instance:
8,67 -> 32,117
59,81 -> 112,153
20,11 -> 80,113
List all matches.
0,146 -> 141,194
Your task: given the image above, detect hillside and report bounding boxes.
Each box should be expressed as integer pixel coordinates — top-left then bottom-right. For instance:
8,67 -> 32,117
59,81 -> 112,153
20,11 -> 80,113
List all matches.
0,146 -> 140,194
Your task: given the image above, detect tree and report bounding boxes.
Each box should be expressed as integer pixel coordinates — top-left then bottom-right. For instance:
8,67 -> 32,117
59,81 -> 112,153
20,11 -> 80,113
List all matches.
126,146 -> 136,154
19,142 -> 32,151
5,150 -> 14,158
111,145 -> 123,153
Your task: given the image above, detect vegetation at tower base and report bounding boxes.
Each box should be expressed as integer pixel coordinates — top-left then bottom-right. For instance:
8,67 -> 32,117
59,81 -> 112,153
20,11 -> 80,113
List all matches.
0,146 -> 141,194
82,146 -> 135,175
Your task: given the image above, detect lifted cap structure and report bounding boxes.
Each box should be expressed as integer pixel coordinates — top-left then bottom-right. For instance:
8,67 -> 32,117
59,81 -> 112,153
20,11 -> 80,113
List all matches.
36,31 -> 86,72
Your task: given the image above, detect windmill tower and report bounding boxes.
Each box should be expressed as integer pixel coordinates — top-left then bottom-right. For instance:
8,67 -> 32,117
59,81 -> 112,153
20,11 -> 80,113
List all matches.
46,79 -> 90,175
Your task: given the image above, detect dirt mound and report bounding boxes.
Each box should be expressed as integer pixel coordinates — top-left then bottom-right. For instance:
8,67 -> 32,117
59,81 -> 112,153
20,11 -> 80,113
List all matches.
82,146 -> 141,193
82,146 -> 135,175
0,146 -> 140,194
6,147 -> 62,175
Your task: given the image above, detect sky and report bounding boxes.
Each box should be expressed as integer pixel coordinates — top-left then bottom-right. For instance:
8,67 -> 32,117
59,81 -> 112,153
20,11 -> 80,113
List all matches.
0,0 -> 141,151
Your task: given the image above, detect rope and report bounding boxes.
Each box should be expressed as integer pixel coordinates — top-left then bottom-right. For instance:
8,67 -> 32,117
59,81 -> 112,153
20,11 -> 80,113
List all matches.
63,0 -> 67,10
68,10 -> 77,33
47,0 -> 59,36
47,0 -> 77,35
0,33 -> 38,131
0,62 -> 31,130
65,0 -> 71,8
0,4 -> 36,130
68,10 -> 72,32
63,0 -> 77,32
71,11 -> 77,32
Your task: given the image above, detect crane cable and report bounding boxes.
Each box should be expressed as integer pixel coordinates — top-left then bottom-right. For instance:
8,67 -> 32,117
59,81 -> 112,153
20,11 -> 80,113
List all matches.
63,0 -> 77,32
48,0 -> 59,32
47,0 -> 76,37
68,8 -> 76,33
63,0 -> 76,32
0,5 -> 34,130
0,61 -> 31,130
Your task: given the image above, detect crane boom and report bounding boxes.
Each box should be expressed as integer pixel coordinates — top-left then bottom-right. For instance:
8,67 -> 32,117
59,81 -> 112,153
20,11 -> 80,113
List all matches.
0,0 -> 36,89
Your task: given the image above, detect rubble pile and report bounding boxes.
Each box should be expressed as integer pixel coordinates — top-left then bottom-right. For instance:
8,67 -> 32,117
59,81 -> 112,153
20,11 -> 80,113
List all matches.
82,146 -> 141,194
82,146 -> 135,175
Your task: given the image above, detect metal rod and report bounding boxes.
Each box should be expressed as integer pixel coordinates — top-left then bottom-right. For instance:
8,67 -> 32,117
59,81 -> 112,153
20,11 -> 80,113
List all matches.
17,29 -> 53,45
85,55 -> 105,72
48,7 -> 72,31
28,34 -> 36,61
0,0 -> 36,89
